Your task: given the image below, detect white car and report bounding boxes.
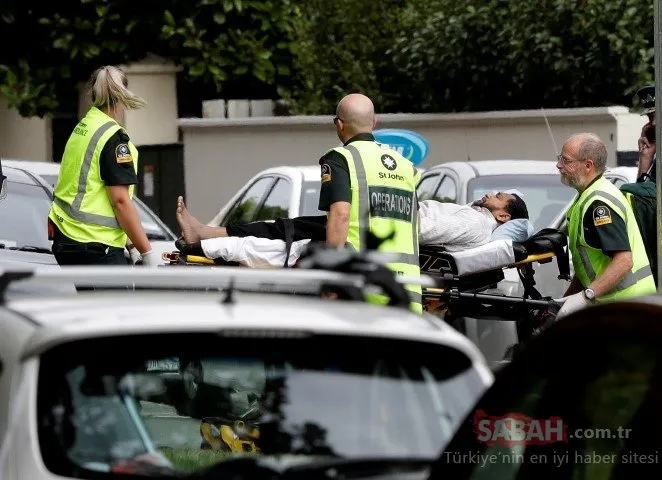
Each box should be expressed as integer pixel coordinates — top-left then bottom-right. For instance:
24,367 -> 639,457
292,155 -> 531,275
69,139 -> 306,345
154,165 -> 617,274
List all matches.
0,265 -> 493,479
2,159 -> 177,261
208,166 -> 323,227
416,160 -> 575,231
2,268 -> 661,479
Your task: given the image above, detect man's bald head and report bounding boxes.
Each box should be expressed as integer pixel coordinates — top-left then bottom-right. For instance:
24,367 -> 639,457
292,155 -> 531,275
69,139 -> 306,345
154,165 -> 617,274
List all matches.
335,93 -> 376,139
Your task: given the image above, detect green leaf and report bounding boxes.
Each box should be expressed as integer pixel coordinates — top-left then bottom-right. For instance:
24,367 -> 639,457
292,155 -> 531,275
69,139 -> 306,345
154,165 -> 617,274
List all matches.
253,68 -> 267,82
164,10 -> 175,26
233,65 -> 248,75
188,64 -> 206,76
85,44 -> 100,57
53,38 -> 68,49
277,64 -> 290,75
213,13 -> 226,24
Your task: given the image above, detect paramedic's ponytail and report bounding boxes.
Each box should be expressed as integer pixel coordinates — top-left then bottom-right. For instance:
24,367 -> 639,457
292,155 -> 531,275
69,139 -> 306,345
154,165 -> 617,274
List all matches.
87,66 -> 147,110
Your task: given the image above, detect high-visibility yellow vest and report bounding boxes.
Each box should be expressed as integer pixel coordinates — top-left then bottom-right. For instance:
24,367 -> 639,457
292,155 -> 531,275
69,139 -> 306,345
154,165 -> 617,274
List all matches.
329,140 -> 422,313
567,175 -> 655,301
48,107 -> 138,248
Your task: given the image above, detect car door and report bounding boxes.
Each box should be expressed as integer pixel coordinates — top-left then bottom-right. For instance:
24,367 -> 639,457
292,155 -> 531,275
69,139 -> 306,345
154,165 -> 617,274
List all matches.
253,177 -> 292,221
418,172 -> 459,204
427,300 -> 662,479
417,173 -> 442,201
433,175 -> 459,203
220,176 -> 276,226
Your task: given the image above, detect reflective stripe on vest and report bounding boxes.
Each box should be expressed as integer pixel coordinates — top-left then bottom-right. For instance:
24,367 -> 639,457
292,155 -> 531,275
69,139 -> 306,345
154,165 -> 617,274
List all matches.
573,188 -> 652,292
344,144 -> 419,264
567,177 -> 655,300
341,143 -> 422,312
54,120 -> 120,229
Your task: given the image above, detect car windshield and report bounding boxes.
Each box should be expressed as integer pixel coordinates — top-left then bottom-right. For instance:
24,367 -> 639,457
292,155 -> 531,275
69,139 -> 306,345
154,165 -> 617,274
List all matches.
0,180 -> 52,250
300,181 -> 323,216
37,333 -> 486,477
467,174 -> 576,230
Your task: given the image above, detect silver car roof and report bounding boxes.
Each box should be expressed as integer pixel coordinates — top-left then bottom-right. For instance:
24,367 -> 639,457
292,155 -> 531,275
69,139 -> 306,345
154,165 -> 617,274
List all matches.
1,267 -> 490,373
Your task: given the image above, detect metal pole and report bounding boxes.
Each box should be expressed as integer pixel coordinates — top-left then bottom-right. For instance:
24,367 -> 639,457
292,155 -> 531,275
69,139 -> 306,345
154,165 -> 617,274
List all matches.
655,0 -> 662,292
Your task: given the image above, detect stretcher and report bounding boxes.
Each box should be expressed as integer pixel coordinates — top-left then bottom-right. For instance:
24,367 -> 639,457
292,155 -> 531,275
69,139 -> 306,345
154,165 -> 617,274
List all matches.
419,228 -> 569,346
162,228 -> 569,339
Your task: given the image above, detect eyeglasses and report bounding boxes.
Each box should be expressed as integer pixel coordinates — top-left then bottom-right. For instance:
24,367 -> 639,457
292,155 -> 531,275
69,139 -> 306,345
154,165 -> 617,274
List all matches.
333,116 -> 344,125
556,153 -> 580,165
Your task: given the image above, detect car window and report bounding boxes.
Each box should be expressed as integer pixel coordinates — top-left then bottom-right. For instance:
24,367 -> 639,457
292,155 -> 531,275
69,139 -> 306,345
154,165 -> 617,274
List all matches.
300,181 -> 324,216
37,333 -> 487,478
429,305 -> 662,479
417,174 -> 440,201
467,175 -> 576,231
223,177 -> 275,226
434,176 -> 458,203
254,178 -> 290,221
134,200 -> 173,241
0,180 -> 52,250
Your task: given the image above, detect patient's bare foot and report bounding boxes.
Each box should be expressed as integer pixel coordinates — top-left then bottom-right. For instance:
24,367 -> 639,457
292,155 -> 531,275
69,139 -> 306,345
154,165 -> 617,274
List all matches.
176,196 -> 202,244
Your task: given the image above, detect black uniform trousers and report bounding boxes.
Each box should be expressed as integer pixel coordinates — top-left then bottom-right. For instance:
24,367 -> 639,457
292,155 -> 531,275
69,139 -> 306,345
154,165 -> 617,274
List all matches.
50,221 -> 129,291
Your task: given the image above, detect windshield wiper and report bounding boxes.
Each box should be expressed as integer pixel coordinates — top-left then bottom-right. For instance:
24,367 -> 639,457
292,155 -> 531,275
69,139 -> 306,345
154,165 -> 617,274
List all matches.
189,456 -> 431,480
9,246 -> 53,254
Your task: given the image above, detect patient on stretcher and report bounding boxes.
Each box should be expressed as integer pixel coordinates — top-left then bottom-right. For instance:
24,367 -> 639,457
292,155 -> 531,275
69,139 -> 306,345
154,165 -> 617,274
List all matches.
173,192 -> 534,269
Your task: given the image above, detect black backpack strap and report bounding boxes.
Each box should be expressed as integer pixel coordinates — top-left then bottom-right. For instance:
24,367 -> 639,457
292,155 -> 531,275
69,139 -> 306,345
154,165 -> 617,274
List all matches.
282,218 -> 295,267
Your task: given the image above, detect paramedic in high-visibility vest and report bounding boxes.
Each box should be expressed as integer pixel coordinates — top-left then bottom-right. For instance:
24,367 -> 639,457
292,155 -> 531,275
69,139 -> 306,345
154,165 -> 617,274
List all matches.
317,93 -> 422,313
48,65 -> 159,266
555,132 -> 656,319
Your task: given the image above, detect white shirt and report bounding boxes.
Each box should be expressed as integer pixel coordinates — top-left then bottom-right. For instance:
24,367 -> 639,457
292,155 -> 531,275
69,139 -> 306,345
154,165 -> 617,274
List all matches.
200,200 -> 498,267
417,200 -> 498,251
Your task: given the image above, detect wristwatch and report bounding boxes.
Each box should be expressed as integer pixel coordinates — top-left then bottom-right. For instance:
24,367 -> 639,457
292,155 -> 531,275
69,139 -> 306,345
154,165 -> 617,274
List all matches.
583,288 -> 596,301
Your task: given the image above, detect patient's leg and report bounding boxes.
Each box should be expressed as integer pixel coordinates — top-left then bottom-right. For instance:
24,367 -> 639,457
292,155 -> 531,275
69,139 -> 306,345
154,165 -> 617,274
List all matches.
176,196 -> 228,243
228,216 -> 327,242
176,196 -> 327,244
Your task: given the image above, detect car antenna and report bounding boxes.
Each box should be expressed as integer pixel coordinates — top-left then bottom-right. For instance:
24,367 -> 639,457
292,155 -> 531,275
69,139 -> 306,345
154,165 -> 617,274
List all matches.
541,106 -> 560,157
222,277 -> 235,304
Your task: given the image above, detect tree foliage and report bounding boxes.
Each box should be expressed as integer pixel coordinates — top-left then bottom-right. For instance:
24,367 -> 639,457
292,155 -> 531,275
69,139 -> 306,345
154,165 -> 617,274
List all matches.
282,0 -> 410,115
285,0 -> 654,114
388,0 -> 655,112
0,0 -> 299,117
0,0 -> 656,117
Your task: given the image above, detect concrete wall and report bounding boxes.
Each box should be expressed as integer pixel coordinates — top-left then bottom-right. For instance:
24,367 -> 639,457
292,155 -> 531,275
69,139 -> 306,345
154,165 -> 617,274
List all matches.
0,95 -> 52,162
178,106 -> 646,223
120,57 -> 182,146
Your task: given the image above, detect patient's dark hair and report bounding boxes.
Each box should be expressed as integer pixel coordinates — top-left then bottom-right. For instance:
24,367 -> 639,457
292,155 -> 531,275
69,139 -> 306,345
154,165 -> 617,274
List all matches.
506,194 -> 529,220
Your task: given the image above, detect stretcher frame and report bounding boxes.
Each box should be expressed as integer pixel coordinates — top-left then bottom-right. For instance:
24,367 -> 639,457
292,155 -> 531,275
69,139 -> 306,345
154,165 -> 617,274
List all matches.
163,229 -> 569,331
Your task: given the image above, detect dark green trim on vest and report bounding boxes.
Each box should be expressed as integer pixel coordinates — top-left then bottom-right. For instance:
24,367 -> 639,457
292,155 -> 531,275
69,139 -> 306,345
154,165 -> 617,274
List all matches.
369,186 -> 415,222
